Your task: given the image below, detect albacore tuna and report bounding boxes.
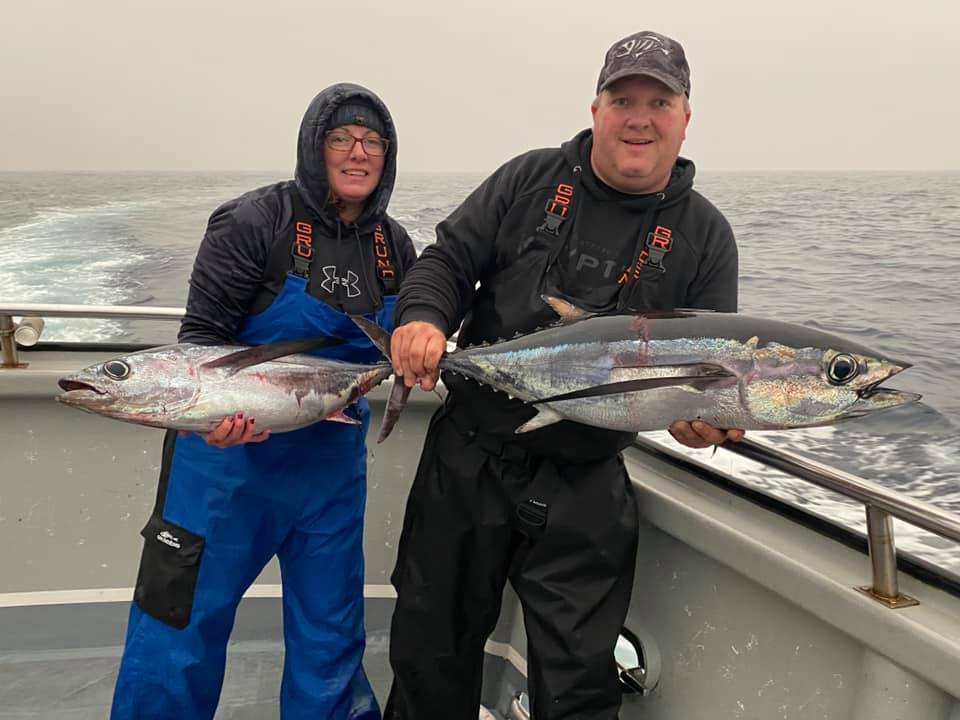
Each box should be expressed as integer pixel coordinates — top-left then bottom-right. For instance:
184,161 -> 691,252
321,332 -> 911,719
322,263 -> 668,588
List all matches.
56,337 -> 393,433
354,297 -> 920,438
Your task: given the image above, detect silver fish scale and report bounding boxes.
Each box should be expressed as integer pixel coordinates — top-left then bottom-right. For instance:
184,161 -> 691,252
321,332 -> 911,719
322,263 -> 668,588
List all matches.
442,319 -> 916,431
57,343 -> 393,433
453,337 -> 751,400
543,386 -> 752,432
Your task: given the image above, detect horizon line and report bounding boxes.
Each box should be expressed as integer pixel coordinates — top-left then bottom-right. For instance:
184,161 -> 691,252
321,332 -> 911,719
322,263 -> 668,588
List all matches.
2,168 -> 959,174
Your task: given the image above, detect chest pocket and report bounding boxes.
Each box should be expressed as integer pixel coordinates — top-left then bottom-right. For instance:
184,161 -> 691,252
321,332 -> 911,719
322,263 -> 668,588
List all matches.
250,188 -> 402,316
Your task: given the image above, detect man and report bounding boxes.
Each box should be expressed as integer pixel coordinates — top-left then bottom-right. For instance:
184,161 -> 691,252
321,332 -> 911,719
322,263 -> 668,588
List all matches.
386,32 -> 742,719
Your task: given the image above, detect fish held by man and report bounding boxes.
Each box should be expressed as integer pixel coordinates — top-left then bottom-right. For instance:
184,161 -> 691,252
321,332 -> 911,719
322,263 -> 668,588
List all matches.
354,297 -> 920,439
56,336 -> 393,433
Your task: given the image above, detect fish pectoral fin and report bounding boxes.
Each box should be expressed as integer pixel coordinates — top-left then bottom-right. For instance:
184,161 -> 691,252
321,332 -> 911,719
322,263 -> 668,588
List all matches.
200,336 -> 346,374
515,406 -> 566,433
325,409 -> 362,425
532,371 -> 734,405
609,360 -> 733,376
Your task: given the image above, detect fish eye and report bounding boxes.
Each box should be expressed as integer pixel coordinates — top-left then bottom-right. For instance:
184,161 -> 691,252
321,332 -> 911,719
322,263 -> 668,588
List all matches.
103,360 -> 131,380
827,353 -> 859,385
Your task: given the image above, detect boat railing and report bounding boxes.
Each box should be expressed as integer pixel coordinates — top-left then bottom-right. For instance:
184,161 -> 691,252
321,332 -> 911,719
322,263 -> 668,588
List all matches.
635,433 -> 960,608
4,302 -> 958,608
0,303 -> 184,366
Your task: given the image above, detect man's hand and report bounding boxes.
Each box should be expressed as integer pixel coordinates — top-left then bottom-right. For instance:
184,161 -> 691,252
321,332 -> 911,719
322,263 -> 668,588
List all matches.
390,321 -> 446,390
179,413 -> 271,448
668,420 -> 744,449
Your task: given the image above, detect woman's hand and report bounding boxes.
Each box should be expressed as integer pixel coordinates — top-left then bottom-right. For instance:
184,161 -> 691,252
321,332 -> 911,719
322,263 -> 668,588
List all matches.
179,413 -> 271,448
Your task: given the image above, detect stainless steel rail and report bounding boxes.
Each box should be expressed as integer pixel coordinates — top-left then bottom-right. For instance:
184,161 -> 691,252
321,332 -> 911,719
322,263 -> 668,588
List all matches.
0,303 -> 184,320
635,433 -> 960,607
0,304 -> 184,367
722,437 -> 960,545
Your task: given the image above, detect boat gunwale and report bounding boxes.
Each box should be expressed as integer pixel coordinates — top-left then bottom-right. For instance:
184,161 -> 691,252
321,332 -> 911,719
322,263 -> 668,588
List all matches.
4,302 -> 959,594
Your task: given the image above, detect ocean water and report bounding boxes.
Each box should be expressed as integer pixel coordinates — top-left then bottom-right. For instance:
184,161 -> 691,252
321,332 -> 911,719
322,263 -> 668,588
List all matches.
1,170 -> 958,575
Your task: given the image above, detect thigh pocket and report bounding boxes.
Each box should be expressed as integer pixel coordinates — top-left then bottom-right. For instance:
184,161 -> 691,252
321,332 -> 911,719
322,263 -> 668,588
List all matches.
134,516 -> 205,630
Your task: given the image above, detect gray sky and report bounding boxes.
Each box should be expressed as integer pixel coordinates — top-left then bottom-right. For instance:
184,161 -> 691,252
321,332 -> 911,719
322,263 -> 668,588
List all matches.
2,0 -> 956,173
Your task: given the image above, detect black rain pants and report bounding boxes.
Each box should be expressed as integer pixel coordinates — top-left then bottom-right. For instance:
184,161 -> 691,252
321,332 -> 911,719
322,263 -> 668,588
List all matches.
384,397 -> 639,720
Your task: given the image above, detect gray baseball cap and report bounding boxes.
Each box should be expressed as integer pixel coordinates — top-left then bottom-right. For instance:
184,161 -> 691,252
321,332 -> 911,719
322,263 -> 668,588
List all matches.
596,31 -> 691,97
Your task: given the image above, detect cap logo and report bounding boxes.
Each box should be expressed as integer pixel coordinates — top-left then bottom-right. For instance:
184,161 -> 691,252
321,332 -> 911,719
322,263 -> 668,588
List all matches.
615,34 -> 671,60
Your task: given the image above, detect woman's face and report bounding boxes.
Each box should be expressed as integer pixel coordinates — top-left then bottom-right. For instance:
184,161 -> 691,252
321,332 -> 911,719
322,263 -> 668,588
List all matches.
324,124 -> 387,207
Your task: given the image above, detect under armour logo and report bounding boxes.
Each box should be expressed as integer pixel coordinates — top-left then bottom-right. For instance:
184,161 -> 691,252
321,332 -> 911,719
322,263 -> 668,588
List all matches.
320,266 -> 361,298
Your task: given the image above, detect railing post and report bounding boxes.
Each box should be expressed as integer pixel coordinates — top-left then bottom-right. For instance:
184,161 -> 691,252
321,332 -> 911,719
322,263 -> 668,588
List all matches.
866,506 -> 898,598
858,505 -> 918,608
0,314 -> 20,368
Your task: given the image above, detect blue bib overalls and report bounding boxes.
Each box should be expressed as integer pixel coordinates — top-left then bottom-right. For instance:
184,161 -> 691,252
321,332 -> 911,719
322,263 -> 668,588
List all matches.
111,267 -> 396,720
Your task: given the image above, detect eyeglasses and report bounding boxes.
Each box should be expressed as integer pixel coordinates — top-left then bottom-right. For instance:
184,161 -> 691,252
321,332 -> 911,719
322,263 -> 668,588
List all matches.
324,131 -> 389,157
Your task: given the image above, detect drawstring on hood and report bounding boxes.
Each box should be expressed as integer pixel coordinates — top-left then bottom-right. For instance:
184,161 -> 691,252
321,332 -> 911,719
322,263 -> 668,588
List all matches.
294,83 -> 398,233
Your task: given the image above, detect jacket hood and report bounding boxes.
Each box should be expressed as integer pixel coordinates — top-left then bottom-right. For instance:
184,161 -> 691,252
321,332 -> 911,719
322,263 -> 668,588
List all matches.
294,82 -> 398,231
561,128 -> 694,207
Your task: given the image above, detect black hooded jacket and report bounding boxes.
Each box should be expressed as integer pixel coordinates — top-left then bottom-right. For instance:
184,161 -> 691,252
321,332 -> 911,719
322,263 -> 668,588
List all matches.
179,83 -> 416,344
396,129 -> 738,461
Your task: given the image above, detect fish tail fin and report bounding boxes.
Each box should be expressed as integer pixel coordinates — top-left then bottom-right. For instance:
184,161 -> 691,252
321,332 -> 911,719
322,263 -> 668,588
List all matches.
350,315 -> 392,358
349,316 -> 413,442
377,378 -> 412,443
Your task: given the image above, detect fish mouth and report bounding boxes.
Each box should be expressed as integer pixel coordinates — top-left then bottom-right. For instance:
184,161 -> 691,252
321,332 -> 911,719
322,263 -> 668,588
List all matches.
56,379 -> 108,406
848,361 -> 920,418
857,380 -> 889,400
861,387 -> 922,403
58,379 -> 103,393
857,361 -> 912,400
844,388 -> 922,422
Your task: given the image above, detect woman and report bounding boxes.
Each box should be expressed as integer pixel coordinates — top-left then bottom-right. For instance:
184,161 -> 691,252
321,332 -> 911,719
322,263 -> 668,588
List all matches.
111,83 -> 416,720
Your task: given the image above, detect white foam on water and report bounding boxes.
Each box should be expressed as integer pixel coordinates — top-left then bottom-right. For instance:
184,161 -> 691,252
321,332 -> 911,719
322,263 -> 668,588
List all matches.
0,202 -> 158,341
645,428 -> 960,577
407,227 -> 436,253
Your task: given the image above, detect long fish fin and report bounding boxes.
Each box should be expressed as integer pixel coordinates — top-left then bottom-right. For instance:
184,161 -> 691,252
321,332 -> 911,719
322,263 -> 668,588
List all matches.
609,359 -> 731,373
532,371 -> 734,405
376,379 -> 412,443
541,295 -> 596,324
200,336 -> 345,375
515,406 -> 566,433
350,315 -> 391,357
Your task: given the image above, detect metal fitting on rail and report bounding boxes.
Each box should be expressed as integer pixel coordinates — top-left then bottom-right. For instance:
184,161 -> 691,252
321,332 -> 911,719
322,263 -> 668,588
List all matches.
0,314 -> 20,368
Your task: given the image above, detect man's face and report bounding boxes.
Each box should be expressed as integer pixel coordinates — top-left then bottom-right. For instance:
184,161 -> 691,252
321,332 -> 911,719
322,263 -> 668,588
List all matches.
590,76 -> 691,194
